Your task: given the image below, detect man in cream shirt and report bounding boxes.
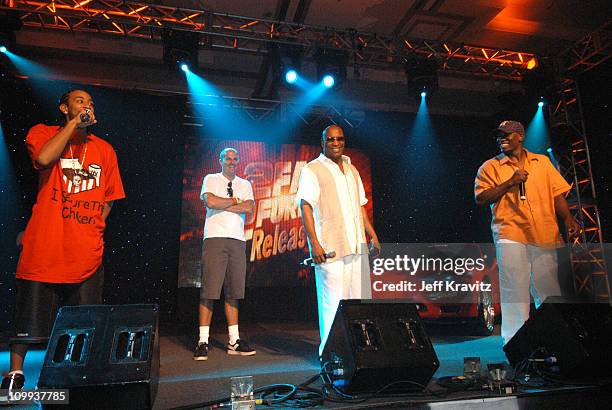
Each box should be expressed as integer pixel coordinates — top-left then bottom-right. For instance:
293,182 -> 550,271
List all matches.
297,125 -> 381,356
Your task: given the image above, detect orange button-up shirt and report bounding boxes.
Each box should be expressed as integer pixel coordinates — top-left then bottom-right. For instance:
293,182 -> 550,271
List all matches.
474,149 -> 570,247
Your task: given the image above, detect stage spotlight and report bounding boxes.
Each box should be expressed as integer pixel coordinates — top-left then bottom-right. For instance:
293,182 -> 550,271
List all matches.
405,57 -> 438,101
0,10 -> 22,54
276,44 -> 303,87
285,69 -> 298,84
420,91 -> 427,98
526,57 -> 538,70
522,60 -> 556,105
314,48 -> 348,89
537,96 -> 546,107
162,29 -> 199,71
323,74 -> 335,88
546,147 -> 553,153
180,63 -> 190,73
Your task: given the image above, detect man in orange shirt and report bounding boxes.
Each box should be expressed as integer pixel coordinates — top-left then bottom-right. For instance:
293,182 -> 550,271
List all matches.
475,120 -> 579,344
1,89 -> 125,392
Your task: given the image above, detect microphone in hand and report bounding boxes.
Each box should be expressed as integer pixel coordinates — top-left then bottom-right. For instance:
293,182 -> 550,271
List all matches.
511,169 -> 528,201
302,251 -> 336,266
80,108 -> 91,123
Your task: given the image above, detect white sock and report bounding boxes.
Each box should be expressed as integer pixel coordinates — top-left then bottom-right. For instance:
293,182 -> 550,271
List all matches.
8,370 -> 24,376
228,324 -> 240,345
199,326 -> 210,344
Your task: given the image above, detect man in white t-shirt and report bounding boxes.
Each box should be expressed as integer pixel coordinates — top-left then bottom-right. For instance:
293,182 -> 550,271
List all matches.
193,148 -> 256,361
296,125 -> 381,356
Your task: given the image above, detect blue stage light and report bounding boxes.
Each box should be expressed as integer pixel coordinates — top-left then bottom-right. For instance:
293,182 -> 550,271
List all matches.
525,100 -> 551,154
323,74 -> 335,88
538,101 -> 544,108
285,69 -> 298,84
546,147 -> 553,153
0,46 -> 7,54
181,63 -> 190,72
421,91 -> 427,98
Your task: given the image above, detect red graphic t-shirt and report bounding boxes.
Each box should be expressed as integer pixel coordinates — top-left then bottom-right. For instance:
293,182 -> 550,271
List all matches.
17,124 -> 126,283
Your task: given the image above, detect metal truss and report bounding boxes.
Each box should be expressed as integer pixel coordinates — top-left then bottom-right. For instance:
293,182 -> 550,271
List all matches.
1,0 -> 536,80
549,20 -> 611,302
560,20 -> 611,74
184,95 -> 365,130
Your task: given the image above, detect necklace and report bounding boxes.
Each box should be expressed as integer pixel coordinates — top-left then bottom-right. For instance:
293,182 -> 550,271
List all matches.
69,141 -> 88,186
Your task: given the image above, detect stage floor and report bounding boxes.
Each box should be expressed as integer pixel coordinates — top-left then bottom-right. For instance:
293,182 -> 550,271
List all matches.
1,322 -> 610,409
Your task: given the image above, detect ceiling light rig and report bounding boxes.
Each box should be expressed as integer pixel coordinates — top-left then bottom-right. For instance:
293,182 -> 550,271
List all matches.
0,10 -> 22,54
3,0 -> 540,80
405,57 -> 438,101
276,44 -> 303,86
314,48 -> 348,89
162,29 -> 199,72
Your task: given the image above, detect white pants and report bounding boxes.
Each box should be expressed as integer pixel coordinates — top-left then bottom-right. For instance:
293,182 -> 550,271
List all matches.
314,254 -> 370,356
496,239 -> 561,344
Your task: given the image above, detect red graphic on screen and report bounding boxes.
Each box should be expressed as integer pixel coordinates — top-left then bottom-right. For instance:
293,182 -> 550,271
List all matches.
178,139 -> 373,288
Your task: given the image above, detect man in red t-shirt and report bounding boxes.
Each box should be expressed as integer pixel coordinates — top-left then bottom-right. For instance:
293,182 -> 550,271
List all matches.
1,89 -> 125,392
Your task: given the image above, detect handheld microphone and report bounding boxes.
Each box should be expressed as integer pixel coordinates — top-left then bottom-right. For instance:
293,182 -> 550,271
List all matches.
80,108 -> 91,123
519,182 -> 526,200
302,251 -> 336,266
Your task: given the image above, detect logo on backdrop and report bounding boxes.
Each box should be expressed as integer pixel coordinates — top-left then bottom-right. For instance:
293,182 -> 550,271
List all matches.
243,160 -> 308,262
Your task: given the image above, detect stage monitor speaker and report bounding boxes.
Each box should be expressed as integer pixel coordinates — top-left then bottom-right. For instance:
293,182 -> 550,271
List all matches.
38,304 -> 159,409
321,300 -> 439,393
503,297 -> 612,378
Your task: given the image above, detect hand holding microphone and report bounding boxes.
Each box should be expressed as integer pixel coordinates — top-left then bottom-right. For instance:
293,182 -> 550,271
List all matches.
77,108 -> 96,128
369,238 -> 382,258
80,108 -> 91,123
511,169 -> 528,200
302,250 -> 336,266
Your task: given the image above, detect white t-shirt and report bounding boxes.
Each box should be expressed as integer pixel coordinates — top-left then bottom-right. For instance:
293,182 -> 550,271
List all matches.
295,154 -> 368,255
200,173 -> 254,241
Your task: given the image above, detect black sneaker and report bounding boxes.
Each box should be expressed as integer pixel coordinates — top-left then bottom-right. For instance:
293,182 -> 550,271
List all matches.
192,342 -> 209,361
227,339 -> 256,356
1,372 -> 25,404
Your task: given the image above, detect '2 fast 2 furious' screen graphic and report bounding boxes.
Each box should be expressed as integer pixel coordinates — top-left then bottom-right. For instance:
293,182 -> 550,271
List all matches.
178,139 -> 373,288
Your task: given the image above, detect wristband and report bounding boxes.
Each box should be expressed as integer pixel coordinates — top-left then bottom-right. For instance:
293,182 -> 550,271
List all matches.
232,198 -> 238,205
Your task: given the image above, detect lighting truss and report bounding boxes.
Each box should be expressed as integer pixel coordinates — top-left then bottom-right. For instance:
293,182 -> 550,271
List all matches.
184,95 -> 364,130
1,0 -> 536,80
561,20 -> 611,73
549,20 -> 611,302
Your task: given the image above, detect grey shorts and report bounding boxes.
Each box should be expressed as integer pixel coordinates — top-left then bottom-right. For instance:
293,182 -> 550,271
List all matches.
201,238 -> 246,300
